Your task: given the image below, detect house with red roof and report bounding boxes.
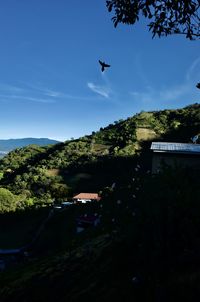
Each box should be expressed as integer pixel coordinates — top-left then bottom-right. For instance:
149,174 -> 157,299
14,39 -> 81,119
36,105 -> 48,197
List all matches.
73,193 -> 101,204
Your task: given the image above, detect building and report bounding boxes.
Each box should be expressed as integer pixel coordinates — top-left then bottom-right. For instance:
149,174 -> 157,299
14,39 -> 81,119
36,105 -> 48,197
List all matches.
151,142 -> 200,173
73,193 -> 101,204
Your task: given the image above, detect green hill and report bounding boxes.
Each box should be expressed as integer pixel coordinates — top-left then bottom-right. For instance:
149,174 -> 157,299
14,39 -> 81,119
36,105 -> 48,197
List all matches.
0,103 -> 200,301
0,103 -> 199,210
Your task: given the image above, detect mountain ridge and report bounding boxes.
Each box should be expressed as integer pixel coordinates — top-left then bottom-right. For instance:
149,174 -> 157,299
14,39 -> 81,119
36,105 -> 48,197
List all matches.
0,138 -> 60,152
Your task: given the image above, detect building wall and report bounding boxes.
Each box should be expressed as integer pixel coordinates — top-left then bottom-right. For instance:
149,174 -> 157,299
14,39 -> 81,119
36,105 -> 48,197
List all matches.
152,153 -> 200,173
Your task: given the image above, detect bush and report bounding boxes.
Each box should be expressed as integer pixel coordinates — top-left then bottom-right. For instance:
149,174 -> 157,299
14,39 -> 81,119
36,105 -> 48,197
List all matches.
0,188 -> 18,213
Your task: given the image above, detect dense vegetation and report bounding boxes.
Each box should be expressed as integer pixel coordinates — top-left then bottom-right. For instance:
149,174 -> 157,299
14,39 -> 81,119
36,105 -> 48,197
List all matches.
0,103 -> 199,212
0,103 -> 199,301
106,0 -> 200,40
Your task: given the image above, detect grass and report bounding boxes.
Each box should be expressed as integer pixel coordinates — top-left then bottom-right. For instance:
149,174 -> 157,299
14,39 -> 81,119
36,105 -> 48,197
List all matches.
45,169 -> 60,176
136,127 -> 158,141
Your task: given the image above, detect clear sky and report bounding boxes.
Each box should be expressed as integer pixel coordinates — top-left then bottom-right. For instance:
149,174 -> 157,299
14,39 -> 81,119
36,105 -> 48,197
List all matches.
0,0 -> 199,141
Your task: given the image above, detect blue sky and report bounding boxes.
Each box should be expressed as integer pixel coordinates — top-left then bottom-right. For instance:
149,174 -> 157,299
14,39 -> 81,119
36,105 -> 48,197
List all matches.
0,0 -> 199,141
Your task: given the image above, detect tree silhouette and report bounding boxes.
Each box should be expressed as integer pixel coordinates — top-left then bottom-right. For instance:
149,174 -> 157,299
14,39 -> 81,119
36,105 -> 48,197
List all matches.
106,0 -> 200,40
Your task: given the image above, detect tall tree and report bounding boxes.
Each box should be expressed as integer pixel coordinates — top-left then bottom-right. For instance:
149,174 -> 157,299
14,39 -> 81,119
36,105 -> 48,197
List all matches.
106,0 -> 200,39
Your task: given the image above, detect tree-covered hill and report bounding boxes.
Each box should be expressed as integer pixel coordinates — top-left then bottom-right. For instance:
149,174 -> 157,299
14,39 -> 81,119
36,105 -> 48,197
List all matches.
0,103 -> 199,211
0,103 -> 199,301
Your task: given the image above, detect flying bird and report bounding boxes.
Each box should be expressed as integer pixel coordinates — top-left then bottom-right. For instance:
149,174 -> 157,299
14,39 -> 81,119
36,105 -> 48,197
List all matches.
196,82 -> 200,89
99,60 -> 110,72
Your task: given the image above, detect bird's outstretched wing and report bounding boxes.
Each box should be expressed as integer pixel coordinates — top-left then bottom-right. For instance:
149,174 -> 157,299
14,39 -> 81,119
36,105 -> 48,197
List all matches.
99,60 -> 110,72
196,82 -> 200,89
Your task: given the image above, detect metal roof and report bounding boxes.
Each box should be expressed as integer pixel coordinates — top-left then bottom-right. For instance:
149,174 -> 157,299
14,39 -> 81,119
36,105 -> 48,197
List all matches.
151,142 -> 200,154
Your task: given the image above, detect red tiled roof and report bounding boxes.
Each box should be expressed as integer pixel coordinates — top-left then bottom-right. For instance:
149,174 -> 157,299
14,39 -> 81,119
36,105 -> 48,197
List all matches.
73,193 -> 100,200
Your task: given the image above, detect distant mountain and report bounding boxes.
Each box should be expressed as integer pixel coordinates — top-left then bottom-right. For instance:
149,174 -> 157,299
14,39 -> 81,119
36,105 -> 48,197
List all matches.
0,138 -> 60,152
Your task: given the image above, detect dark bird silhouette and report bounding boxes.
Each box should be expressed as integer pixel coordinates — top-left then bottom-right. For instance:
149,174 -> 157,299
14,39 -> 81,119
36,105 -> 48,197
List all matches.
99,60 -> 111,72
196,82 -> 200,89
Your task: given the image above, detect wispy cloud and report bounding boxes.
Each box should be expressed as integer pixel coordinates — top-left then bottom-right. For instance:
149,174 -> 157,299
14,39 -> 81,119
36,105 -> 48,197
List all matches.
20,82 -> 64,98
87,82 -> 110,98
186,56 -> 200,82
43,89 -> 63,97
0,83 -> 56,104
130,56 -> 200,105
14,95 -> 55,103
22,82 -> 102,101
0,84 -> 25,93
0,94 -> 55,103
0,81 -> 107,104
130,83 -> 190,104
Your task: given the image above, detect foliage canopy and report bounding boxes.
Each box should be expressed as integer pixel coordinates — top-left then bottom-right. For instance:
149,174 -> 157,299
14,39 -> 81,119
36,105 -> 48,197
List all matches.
0,104 -> 199,210
106,0 -> 200,39
0,188 -> 18,213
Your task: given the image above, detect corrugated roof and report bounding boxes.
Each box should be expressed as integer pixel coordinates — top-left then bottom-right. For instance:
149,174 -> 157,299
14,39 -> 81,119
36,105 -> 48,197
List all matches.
151,142 -> 200,154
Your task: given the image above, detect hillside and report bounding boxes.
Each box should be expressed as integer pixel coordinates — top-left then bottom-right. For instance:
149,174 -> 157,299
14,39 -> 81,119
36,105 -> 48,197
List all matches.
0,103 -> 199,211
0,103 -> 199,301
0,151 -> 200,302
